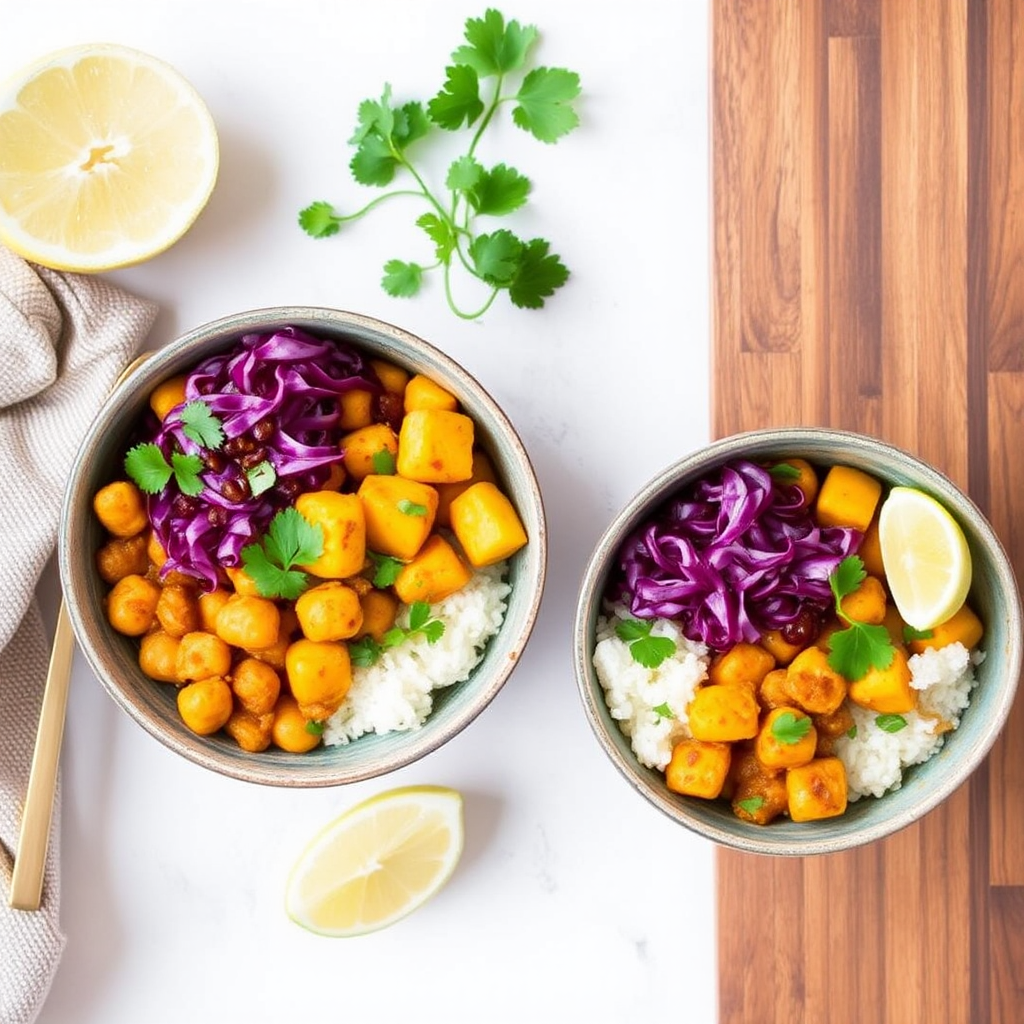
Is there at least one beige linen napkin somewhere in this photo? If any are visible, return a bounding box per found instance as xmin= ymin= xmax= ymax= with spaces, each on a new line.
xmin=0 ymin=246 xmax=156 ymax=1024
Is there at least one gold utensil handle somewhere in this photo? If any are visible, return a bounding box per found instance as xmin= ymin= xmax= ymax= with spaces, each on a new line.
xmin=9 ymin=601 xmax=75 ymax=910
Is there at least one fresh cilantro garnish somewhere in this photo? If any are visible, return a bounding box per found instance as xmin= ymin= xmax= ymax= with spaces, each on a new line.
xmin=770 ymin=711 xmax=812 ymax=745
xmin=179 ymin=401 xmax=225 ymax=449
xmin=305 ymin=720 xmax=325 ymax=736
xmin=348 ymin=601 xmax=446 ymax=666
xmin=847 ymin=724 xmax=858 ymax=739
xmin=298 ymin=8 xmax=579 ymax=320
xmin=614 ymin=619 xmax=677 ymax=670
xmin=826 ymin=556 xmax=896 ymax=680
xmin=367 ymin=550 xmax=405 ymax=588
xmin=246 ymin=460 xmax=277 ymax=497
xmin=652 ymin=703 xmax=675 ymax=720
xmin=736 ymin=796 xmax=764 ymax=815
xmin=769 ymin=462 xmax=802 ymax=481
xmin=239 ymin=508 xmax=324 ymax=600
xmin=371 ymin=449 xmax=397 ymax=475
xmin=875 ymin=713 xmax=908 ymax=734
xmin=398 ymin=499 xmax=428 ymax=517
xmin=903 ymin=625 xmax=934 ymax=642
xmin=125 ymin=443 xmax=205 ymax=497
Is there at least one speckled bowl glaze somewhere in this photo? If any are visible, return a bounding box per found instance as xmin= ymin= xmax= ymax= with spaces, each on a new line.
xmin=573 ymin=428 xmax=1022 ymax=856
xmin=60 ymin=306 xmax=547 ymax=786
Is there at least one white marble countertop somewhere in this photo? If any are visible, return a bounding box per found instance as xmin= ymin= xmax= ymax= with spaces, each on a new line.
xmin=3 ymin=2 xmax=715 ymax=1021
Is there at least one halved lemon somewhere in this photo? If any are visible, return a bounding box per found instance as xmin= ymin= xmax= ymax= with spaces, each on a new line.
xmin=285 ymin=786 xmax=464 ymax=937
xmin=877 ymin=485 xmax=973 ymax=631
xmin=0 ymin=43 xmax=218 ymax=272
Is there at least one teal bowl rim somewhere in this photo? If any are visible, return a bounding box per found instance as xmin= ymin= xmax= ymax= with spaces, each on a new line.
xmin=59 ymin=306 xmax=548 ymax=787
xmin=572 ymin=427 xmax=1023 ymax=856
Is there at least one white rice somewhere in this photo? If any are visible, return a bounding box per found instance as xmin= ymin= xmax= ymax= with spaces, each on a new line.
xmin=322 ymin=562 xmax=511 ymax=745
xmin=592 ymin=606 xmax=709 ymax=770
xmin=593 ymin=607 xmax=983 ymax=804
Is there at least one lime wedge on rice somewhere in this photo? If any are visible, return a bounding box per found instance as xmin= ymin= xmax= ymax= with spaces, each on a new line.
xmin=285 ymin=786 xmax=464 ymax=937
xmin=877 ymin=485 xmax=972 ymax=631
xmin=0 ymin=43 xmax=218 ymax=272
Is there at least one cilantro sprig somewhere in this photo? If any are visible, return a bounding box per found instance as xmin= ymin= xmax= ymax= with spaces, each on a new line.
xmin=770 ymin=711 xmax=812 ymax=745
xmin=349 ymin=601 xmax=446 ymax=666
xmin=367 ymin=550 xmax=405 ymax=588
xmin=179 ymin=400 xmax=225 ymax=449
xmin=239 ymin=508 xmax=324 ymax=600
xmin=826 ymin=556 xmax=896 ymax=680
xmin=125 ymin=443 xmax=205 ymax=497
xmin=299 ymin=8 xmax=580 ymax=320
xmin=615 ymin=619 xmax=676 ymax=670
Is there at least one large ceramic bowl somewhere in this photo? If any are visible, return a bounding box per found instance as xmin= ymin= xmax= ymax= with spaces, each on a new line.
xmin=573 ymin=428 xmax=1022 ymax=856
xmin=60 ymin=306 xmax=546 ymax=786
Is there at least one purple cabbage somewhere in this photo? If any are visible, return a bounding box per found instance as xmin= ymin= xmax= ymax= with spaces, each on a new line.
xmin=611 ymin=459 xmax=861 ymax=651
xmin=147 ymin=326 xmax=380 ymax=590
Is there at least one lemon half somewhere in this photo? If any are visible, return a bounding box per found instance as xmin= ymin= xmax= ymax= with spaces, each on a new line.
xmin=285 ymin=786 xmax=465 ymax=937
xmin=877 ymin=485 xmax=973 ymax=631
xmin=0 ymin=43 xmax=219 ymax=272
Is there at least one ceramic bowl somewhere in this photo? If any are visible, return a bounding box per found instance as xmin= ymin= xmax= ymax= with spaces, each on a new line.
xmin=573 ymin=427 xmax=1022 ymax=855
xmin=60 ymin=306 xmax=547 ymax=786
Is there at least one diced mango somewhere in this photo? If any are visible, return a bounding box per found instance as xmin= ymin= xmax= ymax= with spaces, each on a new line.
xmin=839 ymin=574 xmax=888 ymax=625
xmin=758 ymin=668 xmax=791 ymax=710
xmin=340 ymin=423 xmax=399 ymax=481
xmin=848 ymin=646 xmax=916 ymax=713
xmin=369 ymin=358 xmax=409 ymax=396
xmin=815 ymin=464 xmax=883 ymax=531
xmin=687 ymin=684 xmax=760 ymax=742
xmin=908 ymin=603 xmax=984 ymax=654
xmin=338 ymin=388 xmax=374 ymax=430
xmin=783 ymin=645 xmax=848 ymax=714
xmin=858 ymin=513 xmax=886 ymax=578
xmin=435 ymin=450 xmax=498 ymax=528
xmin=284 ymin=638 xmax=352 ymax=721
xmin=708 ymin=642 xmax=776 ymax=692
xmin=449 ymin=481 xmax=528 ymax=568
xmin=394 ymin=533 xmax=473 ymax=604
xmin=149 ymin=374 xmax=188 ymax=421
xmin=754 ymin=707 xmax=817 ymax=771
xmin=403 ymin=373 xmax=459 ymax=413
xmin=786 ymin=757 xmax=848 ymax=821
xmin=295 ymin=491 xmax=367 ymax=579
xmin=665 ymin=739 xmax=732 ymax=799
xmin=397 ymin=408 xmax=474 ymax=483
xmin=354 ymin=588 xmax=400 ymax=642
xmin=295 ymin=581 xmax=364 ymax=642
xmin=357 ymin=474 xmax=438 ymax=560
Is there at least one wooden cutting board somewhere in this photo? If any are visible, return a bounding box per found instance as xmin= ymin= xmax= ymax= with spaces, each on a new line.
xmin=711 ymin=1 xmax=1024 ymax=1021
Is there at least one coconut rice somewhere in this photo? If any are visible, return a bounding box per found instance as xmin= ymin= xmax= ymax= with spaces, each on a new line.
xmin=592 ymin=605 xmax=983 ymax=804
xmin=322 ymin=561 xmax=511 ymax=746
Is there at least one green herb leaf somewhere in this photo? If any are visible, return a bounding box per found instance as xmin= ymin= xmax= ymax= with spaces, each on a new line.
xmin=827 ymin=555 xmax=896 ymax=680
xmin=470 ymin=229 xmax=523 ymax=285
xmin=428 ymin=64 xmax=484 ymax=130
xmin=368 ymin=550 xmax=404 ymax=588
xmin=875 ymin=713 xmax=908 ymax=734
xmin=420 ymin=619 xmax=446 ymax=644
xmin=416 ymin=212 xmax=456 ymax=263
xmin=512 ymin=67 xmax=582 ymax=143
xmin=652 ymin=703 xmax=675 ymax=720
xmin=468 ymin=163 xmax=531 ymax=216
xmin=371 ymin=449 xmax=397 ymax=475
xmin=508 ymin=238 xmax=569 ymax=309
xmin=451 ymin=9 xmax=537 ymax=76
xmin=179 ymin=401 xmax=225 ymax=449
xmin=445 ymin=155 xmax=484 ymax=192
xmin=614 ymin=618 xmax=676 ymax=669
xmin=615 ymin=619 xmax=653 ymax=643
xmin=298 ymin=200 xmax=343 ymax=238
xmin=305 ymin=720 xmax=325 ymax=736
xmin=830 ymin=555 xmax=867 ymax=605
xmin=397 ymin=498 xmax=428 ymax=517
xmin=903 ymin=625 xmax=934 ymax=642
xmin=170 ymin=452 xmax=205 ymax=497
xmin=240 ymin=507 xmax=324 ymax=600
xmin=407 ymin=601 xmax=431 ymax=631
xmin=847 ymin=724 xmax=858 ymax=739
xmin=769 ymin=462 xmax=802 ymax=481
xmin=770 ymin=711 xmax=812 ymax=745
xmin=351 ymin=133 xmax=399 ymax=187
xmin=382 ymin=259 xmax=424 ymax=298
xmin=246 ymin=460 xmax=277 ymax=497
xmin=124 ymin=443 xmax=173 ymax=494
xmin=736 ymin=796 xmax=765 ymax=815
xmin=349 ymin=636 xmax=382 ymax=667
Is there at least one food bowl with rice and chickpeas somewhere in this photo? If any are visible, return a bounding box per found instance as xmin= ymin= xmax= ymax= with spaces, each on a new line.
xmin=60 ymin=306 xmax=546 ymax=786
xmin=573 ymin=427 xmax=1022 ymax=856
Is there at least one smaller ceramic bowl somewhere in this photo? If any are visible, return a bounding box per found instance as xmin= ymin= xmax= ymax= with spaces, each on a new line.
xmin=60 ymin=306 xmax=547 ymax=786
xmin=573 ymin=428 xmax=1022 ymax=856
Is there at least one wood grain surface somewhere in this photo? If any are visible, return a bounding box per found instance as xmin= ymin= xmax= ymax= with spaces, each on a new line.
xmin=711 ymin=1 xmax=1024 ymax=1021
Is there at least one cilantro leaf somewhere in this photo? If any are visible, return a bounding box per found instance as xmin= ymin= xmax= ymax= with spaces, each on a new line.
xmin=179 ymin=401 xmax=224 ymax=449
xmin=349 ymin=90 xmax=394 ymax=144
xmin=652 ymin=703 xmax=675 ymax=720
xmin=371 ymin=449 xmax=397 ymax=475
xmin=428 ymin=65 xmax=484 ymax=130
xmin=417 ymin=212 xmax=456 ymax=263
xmin=736 ymin=796 xmax=765 ymax=815
xmin=407 ymin=601 xmax=431 ymax=631
xmin=240 ymin=507 xmax=324 ymax=599
xmin=349 ymin=636 xmax=383 ymax=667
xmin=239 ymin=545 xmax=308 ymax=602
xmin=397 ymin=498 xmax=428 ymax=516
xmin=847 ymin=724 xmax=858 ymax=739
xmin=512 ymin=67 xmax=581 ymax=143
xmin=771 ymin=711 xmax=812 ymax=745
xmin=246 ymin=460 xmax=277 ymax=497
xmin=827 ymin=622 xmax=895 ymax=680
xmin=368 ymin=550 xmax=404 ymax=587
xmin=305 ymin=720 xmax=325 ymax=736
xmin=469 ymin=163 xmax=531 ymax=216
xmin=875 ymin=713 xmax=908 ymax=734
xmin=420 ymin=619 xmax=446 ymax=644
xmin=170 ymin=452 xmax=205 ymax=497
xmin=351 ymin=134 xmax=399 ymax=187
xmin=451 ymin=9 xmax=537 ymax=76
xmin=615 ymin=619 xmax=653 ymax=643
xmin=393 ymin=101 xmax=431 ymax=147
xmin=298 ymin=201 xmax=342 ymax=239
xmin=382 ymin=260 xmax=423 ymax=298
xmin=903 ymin=625 xmax=934 ymax=642
xmin=509 ymin=238 xmax=569 ymax=309
xmin=125 ymin=443 xmax=173 ymax=494
xmin=614 ymin=619 xmax=677 ymax=669
xmin=470 ymin=229 xmax=523 ymax=285
xmin=445 ymin=155 xmax=484 ymax=192
xmin=830 ymin=555 xmax=867 ymax=606
xmin=769 ymin=462 xmax=802 ymax=481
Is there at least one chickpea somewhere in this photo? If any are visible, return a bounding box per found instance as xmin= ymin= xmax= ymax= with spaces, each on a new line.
xmin=271 ymin=694 xmax=322 ymax=753
xmin=224 ymin=707 xmax=274 ymax=752
xmin=138 ymin=631 xmax=181 ymax=682
xmin=295 ymin=582 xmax=363 ymax=642
xmin=175 ymin=631 xmax=232 ymax=683
xmin=243 ymin=608 xmax=296 ymax=670
xmin=96 ymin=533 xmax=150 ymax=584
xmin=783 ymin=646 xmax=847 ymax=714
xmin=147 ymin=531 xmax=168 ymax=570
xmin=93 ymin=480 xmax=148 ymax=538
xmin=285 ymin=638 xmax=351 ymax=720
xmin=177 ymin=676 xmax=234 ymax=735
xmin=839 ymin=574 xmax=888 ymax=626
xmin=215 ymin=593 xmax=280 ymax=650
xmin=225 ymin=566 xmax=262 ymax=597
xmin=354 ymin=588 xmax=399 ymax=642
xmin=231 ymin=657 xmax=281 ymax=716
xmin=106 ymin=574 xmax=160 ymax=636
xmin=197 ymin=588 xmax=231 ymax=632
xmin=155 ymin=584 xmax=200 ymax=638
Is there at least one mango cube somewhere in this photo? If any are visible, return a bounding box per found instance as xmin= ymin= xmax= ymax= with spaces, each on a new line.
xmin=665 ymin=739 xmax=732 ymax=799
xmin=394 ymin=533 xmax=473 ymax=605
xmin=357 ymin=474 xmax=438 ymax=560
xmin=403 ymin=373 xmax=459 ymax=412
xmin=786 ymin=757 xmax=848 ymax=821
xmin=340 ymin=422 xmax=399 ymax=481
xmin=397 ymin=408 xmax=474 ymax=483
xmin=449 ymin=481 xmax=528 ymax=567
xmin=814 ymin=464 xmax=883 ymax=531
xmin=295 ymin=491 xmax=366 ymax=579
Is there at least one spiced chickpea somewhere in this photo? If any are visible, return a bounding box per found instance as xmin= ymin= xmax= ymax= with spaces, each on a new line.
xmin=224 ymin=708 xmax=274 ymax=752
xmin=177 ymin=677 xmax=234 ymax=735
xmin=155 ymin=584 xmax=200 ymax=638
xmin=93 ymin=480 xmax=148 ymax=538
xmin=96 ymin=533 xmax=150 ymax=584
xmin=175 ymin=631 xmax=232 ymax=683
xmin=138 ymin=631 xmax=181 ymax=682
xmin=106 ymin=574 xmax=160 ymax=636
xmin=271 ymin=694 xmax=322 ymax=753
xmin=215 ymin=593 xmax=281 ymax=650
xmin=231 ymin=657 xmax=281 ymax=716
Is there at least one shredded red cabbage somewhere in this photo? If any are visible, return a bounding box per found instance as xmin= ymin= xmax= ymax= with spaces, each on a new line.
xmin=611 ymin=459 xmax=861 ymax=651
xmin=146 ymin=326 xmax=380 ymax=590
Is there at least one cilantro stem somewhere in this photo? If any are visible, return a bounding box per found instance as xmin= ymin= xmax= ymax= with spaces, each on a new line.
xmin=467 ymin=74 xmax=504 ymax=159
xmin=443 ymin=263 xmax=500 ymax=320
xmin=333 ymin=188 xmax=424 ymax=222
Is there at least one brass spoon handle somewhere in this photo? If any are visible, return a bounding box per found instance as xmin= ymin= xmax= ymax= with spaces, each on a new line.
xmin=9 ymin=352 xmax=152 ymax=912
